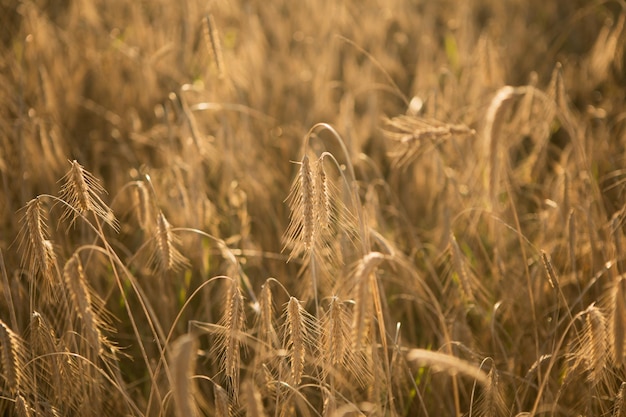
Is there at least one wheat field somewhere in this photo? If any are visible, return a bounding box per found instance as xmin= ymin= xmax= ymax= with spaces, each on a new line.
xmin=1 ymin=0 xmax=626 ymax=416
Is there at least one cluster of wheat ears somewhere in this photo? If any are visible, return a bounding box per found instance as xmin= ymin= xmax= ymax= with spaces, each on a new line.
xmin=2 ymin=0 xmax=626 ymax=416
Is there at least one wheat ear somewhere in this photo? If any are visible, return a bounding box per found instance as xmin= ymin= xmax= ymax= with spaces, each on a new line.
xmin=284 ymin=296 xmax=318 ymax=385
xmin=133 ymin=181 xmax=152 ymax=231
xmin=63 ymin=254 xmax=102 ymax=353
xmin=283 ymin=154 xmax=315 ymax=261
xmin=203 ymin=13 xmax=225 ymax=79
xmin=59 ymin=160 xmax=119 ymax=231
xmin=474 ymin=367 xmax=507 ymax=417
xmin=153 ymin=210 xmax=189 ymax=272
xmin=613 ymin=382 xmax=626 ymax=417
xmin=0 ymin=319 xmax=26 ymax=395
xmin=568 ymin=304 xmax=609 ymax=386
xmin=214 ymin=279 xmax=246 ymax=395
xmin=18 ymin=197 xmax=56 ymax=280
xmin=169 ymin=334 xmax=199 ymax=417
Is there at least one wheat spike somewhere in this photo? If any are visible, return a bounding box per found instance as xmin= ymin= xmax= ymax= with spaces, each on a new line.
xmin=58 ymin=160 xmax=119 ymax=231
xmin=256 ymin=282 xmax=278 ymax=358
xmin=284 ymin=296 xmax=317 ymax=385
xmin=351 ymin=252 xmax=384 ymax=350
xmin=0 ymin=319 xmax=26 ymax=395
xmin=169 ymin=334 xmax=199 ymax=417
xmin=475 ymin=367 xmax=507 ymax=417
xmin=214 ymin=279 xmax=246 ymax=395
xmin=153 ymin=210 xmax=189 ymax=272
xmin=202 ymin=13 xmax=225 ymax=79
xmin=613 ymin=382 xmax=626 ymax=417
xmin=283 ymin=154 xmax=315 ymax=261
xmin=569 ymin=305 xmax=609 ymax=386
xmin=133 ymin=181 xmax=152 ymax=231
xmin=63 ymin=254 xmax=102 ymax=352
xmin=15 ymin=394 xmax=33 ymax=417
xmin=18 ymin=197 xmax=56 ymax=280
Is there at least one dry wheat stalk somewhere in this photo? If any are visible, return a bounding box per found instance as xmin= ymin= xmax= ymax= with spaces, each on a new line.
xmin=483 ymin=86 xmax=522 ymax=207
xmin=243 ymin=380 xmax=267 ymax=417
xmin=406 ymin=349 xmax=489 ymax=386
xmin=213 ymin=383 xmax=230 ymax=417
xmin=59 ymin=160 xmax=119 ymax=231
xmin=169 ymin=334 xmax=199 ymax=417
xmin=610 ymin=275 xmax=626 ymax=365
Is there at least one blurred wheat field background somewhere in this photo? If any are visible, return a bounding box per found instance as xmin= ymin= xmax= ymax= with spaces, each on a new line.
xmin=1 ymin=0 xmax=626 ymax=416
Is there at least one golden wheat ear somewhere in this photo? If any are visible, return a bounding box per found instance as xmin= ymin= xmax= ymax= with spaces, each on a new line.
xmin=0 ymin=319 xmax=27 ymax=396
xmin=17 ymin=197 xmax=57 ymax=281
xmin=58 ymin=160 xmax=119 ymax=231
xmin=151 ymin=210 xmax=189 ymax=272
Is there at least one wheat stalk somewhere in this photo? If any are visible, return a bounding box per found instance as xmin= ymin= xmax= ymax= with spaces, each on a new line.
xmin=611 ymin=275 xmax=626 ymax=365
